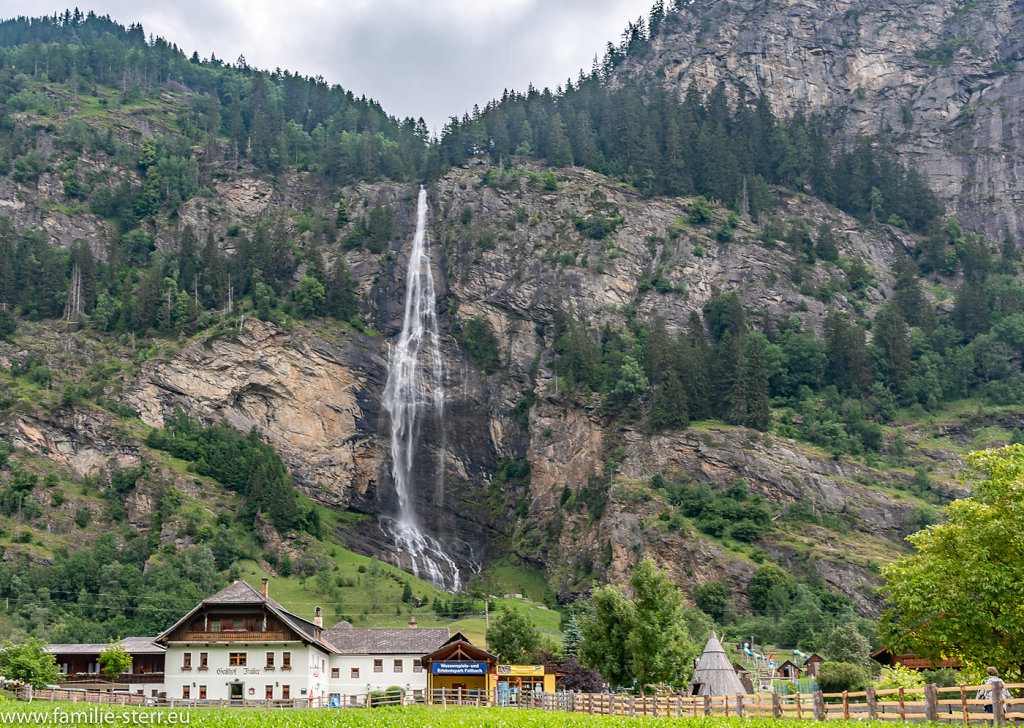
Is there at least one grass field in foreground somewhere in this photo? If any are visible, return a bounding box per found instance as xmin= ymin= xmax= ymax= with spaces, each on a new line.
xmin=0 ymin=704 xmax=899 ymax=727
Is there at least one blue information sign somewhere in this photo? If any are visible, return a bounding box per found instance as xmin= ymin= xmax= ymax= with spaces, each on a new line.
xmin=432 ymin=662 xmax=488 ymax=675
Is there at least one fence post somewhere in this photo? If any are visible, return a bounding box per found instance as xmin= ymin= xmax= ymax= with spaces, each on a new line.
xmin=843 ymin=691 xmax=849 ymax=720
xmin=925 ymin=683 xmax=938 ymax=722
xmin=704 ymin=694 xmax=712 ymax=717
xmin=898 ymin=687 xmax=907 ymax=721
xmin=867 ymin=686 xmax=878 ymax=720
xmin=736 ymin=693 xmax=744 ymax=719
xmin=993 ymin=679 xmax=1006 ymax=726
xmin=813 ymin=690 xmax=826 ymax=721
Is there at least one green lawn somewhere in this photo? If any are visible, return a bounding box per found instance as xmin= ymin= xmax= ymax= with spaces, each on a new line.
xmin=0 ymin=704 xmax=900 ymax=727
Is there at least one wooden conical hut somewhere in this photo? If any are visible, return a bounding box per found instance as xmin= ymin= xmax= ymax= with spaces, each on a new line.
xmin=689 ymin=633 xmax=746 ymax=696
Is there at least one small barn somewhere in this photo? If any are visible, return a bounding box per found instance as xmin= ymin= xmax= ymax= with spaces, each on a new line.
xmin=803 ymin=653 xmax=824 ymax=677
xmin=689 ymin=634 xmax=746 ymax=696
xmin=777 ymin=659 xmax=801 ymax=679
xmin=732 ymin=662 xmax=754 ymax=693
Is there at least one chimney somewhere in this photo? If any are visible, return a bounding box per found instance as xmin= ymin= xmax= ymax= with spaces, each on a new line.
xmin=261 ymin=578 xmax=269 ymax=597
xmin=314 ymin=606 xmax=323 ymax=628
xmin=408 ymin=616 xmax=418 ymax=629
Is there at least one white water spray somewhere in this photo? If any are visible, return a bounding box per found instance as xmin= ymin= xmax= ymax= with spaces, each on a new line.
xmin=382 ymin=187 xmax=462 ymax=591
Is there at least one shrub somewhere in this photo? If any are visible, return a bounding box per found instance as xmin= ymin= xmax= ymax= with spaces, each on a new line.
xmin=458 ymin=316 xmax=501 ymax=374
xmin=921 ymin=667 xmax=960 ymax=688
xmin=817 ymin=661 xmax=871 ymax=693
xmin=688 ymin=196 xmax=713 ymax=225
xmin=874 ymin=664 xmax=925 ymax=700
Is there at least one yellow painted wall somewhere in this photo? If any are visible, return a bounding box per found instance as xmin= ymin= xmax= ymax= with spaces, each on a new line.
xmin=428 ymin=673 xmax=491 ymax=693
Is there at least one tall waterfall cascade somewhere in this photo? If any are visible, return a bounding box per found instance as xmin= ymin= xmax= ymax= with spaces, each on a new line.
xmin=381 ymin=186 xmax=462 ymax=591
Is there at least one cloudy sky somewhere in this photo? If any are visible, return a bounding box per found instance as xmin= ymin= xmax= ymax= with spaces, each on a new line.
xmin=8 ymin=0 xmax=657 ymax=131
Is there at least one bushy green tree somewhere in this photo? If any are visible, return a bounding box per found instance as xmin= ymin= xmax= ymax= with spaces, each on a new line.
xmin=580 ymin=559 xmax=699 ymax=692
xmin=880 ymin=444 xmax=1024 ymax=681
xmin=294 ymin=275 xmax=326 ymax=317
xmin=486 ymin=608 xmax=541 ymax=664
xmin=817 ymin=661 xmax=870 ymax=693
xmin=0 ymin=638 xmax=63 ymax=688
xmin=98 ymin=641 xmax=133 ymax=679
xmin=822 ymin=623 xmax=873 ymax=673
xmin=748 ymin=563 xmax=796 ymax=616
xmin=693 ymin=581 xmax=733 ymax=623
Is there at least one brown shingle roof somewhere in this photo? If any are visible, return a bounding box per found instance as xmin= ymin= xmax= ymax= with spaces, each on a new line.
xmin=322 ymin=627 xmax=449 ymax=655
xmin=49 ymin=638 xmax=164 ymax=656
xmin=155 ymin=580 xmax=335 ymax=653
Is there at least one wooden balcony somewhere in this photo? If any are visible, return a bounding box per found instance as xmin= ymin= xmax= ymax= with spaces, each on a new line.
xmin=178 ymin=631 xmax=289 ymax=642
xmin=63 ymin=674 xmax=165 ymax=685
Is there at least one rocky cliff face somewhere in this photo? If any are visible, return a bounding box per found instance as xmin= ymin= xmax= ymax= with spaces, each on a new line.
xmin=620 ymin=0 xmax=1024 ymax=243
xmin=4 ymin=4 xmax=1003 ymax=610
xmin=88 ymin=160 xmax=963 ymax=612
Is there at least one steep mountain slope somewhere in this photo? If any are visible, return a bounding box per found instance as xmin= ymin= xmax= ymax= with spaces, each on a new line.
xmin=616 ymin=0 xmax=1024 ymax=242
xmin=0 ymin=6 xmax=1020 ymax=649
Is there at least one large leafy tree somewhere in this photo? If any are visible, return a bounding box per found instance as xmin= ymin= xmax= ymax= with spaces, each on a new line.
xmin=879 ymin=444 xmax=1024 ymax=680
xmin=486 ymin=608 xmax=541 ymax=664
xmin=0 ymin=638 xmax=63 ymax=689
xmin=98 ymin=641 xmax=133 ymax=679
xmin=580 ymin=559 xmax=699 ymax=692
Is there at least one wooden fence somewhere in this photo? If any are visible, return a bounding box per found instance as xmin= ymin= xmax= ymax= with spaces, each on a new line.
xmin=17 ymin=681 xmax=1024 ymax=723
xmin=18 ymin=686 xmax=149 ymax=706
xmin=554 ymin=681 xmax=1024 ymax=724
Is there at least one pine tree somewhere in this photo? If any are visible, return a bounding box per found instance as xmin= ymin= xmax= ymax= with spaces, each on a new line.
xmin=563 ymin=613 xmax=582 ymax=658
xmin=648 ymin=372 xmax=689 ymax=432
xmin=643 ymin=314 xmax=674 ymax=385
xmin=893 ymin=259 xmax=936 ymax=331
xmin=815 ymin=222 xmax=839 ymax=262
xmin=715 ymin=329 xmax=748 ymax=425
xmin=681 ymin=311 xmax=712 ymax=420
xmin=744 ymin=335 xmax=771 ymax=431
xmin=0 ymin=221 xmax=16 ymax=309
xmin=872 ymin=304 xmax=913 ymax=396
xmin=326 ymin=255 xmax=358 ymax=321
xmin=825 ymin=310 xmax=871 ymax=394
xmin=335 ymin=196 xmax=349 ymax=227
xmin=199 ymin=231 xmax=228 ymax=309
xmin=177 ymin=225 xmax=199 ymax=297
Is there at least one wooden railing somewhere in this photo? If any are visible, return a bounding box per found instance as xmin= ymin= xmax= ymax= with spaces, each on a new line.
xmin=62 ymin=674 xmax=164 ymax=684
xmin=180 ymin=631 xmax=289 ymax=642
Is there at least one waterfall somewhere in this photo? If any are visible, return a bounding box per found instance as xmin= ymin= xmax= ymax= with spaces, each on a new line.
xmin=381 ymin=186 xmax=462 ymax=591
